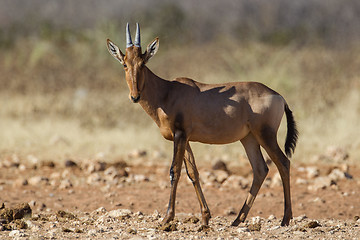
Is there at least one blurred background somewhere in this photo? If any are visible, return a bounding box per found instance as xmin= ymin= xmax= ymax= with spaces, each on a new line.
xmin=0 ymin=0 xmax=359 ymax=164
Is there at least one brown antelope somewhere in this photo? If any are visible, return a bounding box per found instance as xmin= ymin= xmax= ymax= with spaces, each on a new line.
xmin=106 ymin=23 xmax=298 ymax=227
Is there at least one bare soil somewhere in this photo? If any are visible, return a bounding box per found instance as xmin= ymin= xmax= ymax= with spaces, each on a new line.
xmin=0 ymin=155 xmax=359 ymax=239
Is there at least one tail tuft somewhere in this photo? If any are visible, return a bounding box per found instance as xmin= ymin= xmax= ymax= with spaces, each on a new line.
xmin=284 ymin=104 xmax=298 ymax=158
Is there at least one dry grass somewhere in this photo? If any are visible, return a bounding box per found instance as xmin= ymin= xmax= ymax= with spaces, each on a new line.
xmin=0 ymin=33 xmax=359 ymax=164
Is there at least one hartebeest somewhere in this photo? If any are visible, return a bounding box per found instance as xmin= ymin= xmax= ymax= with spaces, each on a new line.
xmin=106 ymin=23 xmax=298 ymax=227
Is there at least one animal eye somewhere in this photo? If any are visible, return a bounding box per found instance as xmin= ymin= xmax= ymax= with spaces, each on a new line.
xmin=123 ymin=64 xmax=127 ymax=68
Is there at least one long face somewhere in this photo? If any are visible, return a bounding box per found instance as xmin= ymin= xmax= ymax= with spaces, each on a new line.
xmin=106 ymin=23 xmax=159 ymax=103
xmin=123 ymin=47 xmax=145 ymax=103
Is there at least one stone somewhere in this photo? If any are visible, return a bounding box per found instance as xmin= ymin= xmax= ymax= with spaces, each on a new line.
xmin=94 ymin=161 xmax=107 ymax=172
xmin=108 ymin=209 xmax=132 ymax=219
xmin=158 ymin=181 xmax=168 ymax=190
xmin=127 ymin=228 xmax=137 ymax=234
xmin=159 ymin=222 xmax=177 ymax=232
xmin=93 ymin=207 xmax=107 ymax=214
xmin=59 ymin=179 xmax=73 ymax=189
xmin=61 ymin=169 xmax=71 ymax=178
xmin=325 ymin=146 xmax=349 ymax=162
xmin=27 ymin=155 xmax=40 ymax=167
xmin=293 ymin=214 xmax=307 ymax=222
xmin=56 ymin=210 xmax=76 ymax=219
xmin=268 ymin=226 xmax=280 ymax=230
xmin=328 ymin=168 xmax=352 ymax=181
xmin=212 ymin=160 xmax=228 ymax=172
xmin=0 ymin=203 xmax=32 ymax=223
xmin=308 ymin=176 xmax=335 ymax=191
xmin=18 ymin=164 xmax=26 ymax=171
xmin=28 ymin=176 xmax=49 ymax=186
xmin=87 ymin=173 xmax=102 ymax=184
xmin=28 ymin=200 xmax=36 ymax=208
xmin=13 ymin=178 xmax=28 ymax=187
xmin=65 ymin=159 xmax=77 ymax=168
xmin=184 ymin=216 xmax=200 ymax=224
xmin=104 ymin=166 xmax=117 ymax=176
xmin=135 ymin=211 xmax=143 ymax=217
xmin=38 ymin=203 xmax=47 ymax=211
xmin=213 ymin=170 xmax=229 ymax=183
xmin=87 ymin=161 xmax=107 ymax=174
xmin=222 ymin=175 xmax=249 ymax=189
xmin=49 ymin=172 xmax=60 ymax=180
xmin=311 ymin=197 xmax=325 ymax=203
xmin=111 ymin=160 xmax=128 ymax=169
xmin=118 ymin=168 xmax=129 ymax=178
xmin=12 ymin=203 xmax=32 ymax=220
xmin=88 ymin=229 xmax=97 ymax=236
xmin=9 ymin=230 xmax=20 ymax=237
xmin=1 ymin=159 xmax=13 ymax=168
xmin=304 ymin=220 xmax=321 ymax=228
xmin=11 ymin=219 xmax=27 ymax=229
xmin=133 ymin=174 xmax=149 ymax=182
xmin=306 ymin=166 xmax=320 ymax=179
xmin=200 ymin=171 xmax=217 ymax=185
xmin=251 ymin=216 xmax=262 ymax=224
xmin=236 ymin=227 xmax=250 ymax=233
xmin=41 ymin=161 xmax=56 ymax=168
xmin=128 ymin=149 xmax=147 ymax=158
xmin=248 ymin=222 xmax=261 ymax=231
xmin=95 ymin=215 xmax=114 ymax=225
xmin=270 ymin=172 xmax=282 ymax=187
xmin=224 ymin=207 xmax=237 ymax=216
xmin=152 ymin=210 xmax=161 ymax=220
xmin=296 ymin=178 xmax=308 ymax=185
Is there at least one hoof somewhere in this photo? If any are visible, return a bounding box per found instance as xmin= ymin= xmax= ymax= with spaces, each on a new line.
xmin=231 ymin=215 xmax=245 ymax=226
xmin=281 ymin=212 xmax=292 ymax=226
xmin=281 ymin=219 xmax=290 ymax=226
xmin=161 ymin=215 xmax=174 ymax=225
xmin=202 ymin=212 xmax=211 ymax=226
xmin=231 ymin=219 xmax=240 ymax=227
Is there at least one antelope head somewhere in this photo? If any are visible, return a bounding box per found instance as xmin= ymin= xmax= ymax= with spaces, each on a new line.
xmin=106 ymin=23 xmax=159 ymax=103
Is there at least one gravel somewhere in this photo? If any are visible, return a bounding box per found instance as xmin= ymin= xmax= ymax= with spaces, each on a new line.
xmin=1 ymin=206 xmax=359 ymax=239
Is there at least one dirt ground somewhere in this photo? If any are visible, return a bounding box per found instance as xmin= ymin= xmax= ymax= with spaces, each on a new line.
xmin=0 ymin=153 xmax=359 ymax=239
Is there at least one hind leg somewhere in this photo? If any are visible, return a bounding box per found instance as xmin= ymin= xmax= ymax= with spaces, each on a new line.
xmin=254 ymin=126 xmax=292 ymax=226
xmin=232 ymin=133 xmax=269 ymax=226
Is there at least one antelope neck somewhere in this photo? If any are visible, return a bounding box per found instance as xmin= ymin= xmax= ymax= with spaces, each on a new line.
xmin=138 ymin=67 xmax=170 ymax=124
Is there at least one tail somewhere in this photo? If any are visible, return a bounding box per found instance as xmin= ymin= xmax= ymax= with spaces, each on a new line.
xmin=284 ymin=104 xmax=298 ymax=158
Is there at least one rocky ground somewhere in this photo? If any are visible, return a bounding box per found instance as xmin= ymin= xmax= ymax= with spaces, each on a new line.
xmin=0 ymin=147 xmax=359 ymax=239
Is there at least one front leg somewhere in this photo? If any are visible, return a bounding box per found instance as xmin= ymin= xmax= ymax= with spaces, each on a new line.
xmin=162 ymin=130 xmax=187 ymax=224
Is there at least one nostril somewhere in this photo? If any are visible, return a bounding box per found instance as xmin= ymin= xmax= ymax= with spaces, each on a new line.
xmin=131 ymin=95 xmax=140 ymax=103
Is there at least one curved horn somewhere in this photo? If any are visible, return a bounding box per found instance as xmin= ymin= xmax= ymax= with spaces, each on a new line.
xmin=126 ymin=23 xmax=133 ymax=48
xmin=134 ymin=23 xmax=141 ymax=47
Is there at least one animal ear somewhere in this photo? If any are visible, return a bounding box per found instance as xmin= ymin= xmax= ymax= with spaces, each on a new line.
xmin=106 ymin=39 xmax=125 ymax=65
xmin=143 ymin=37 xmax=159 ymax=63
